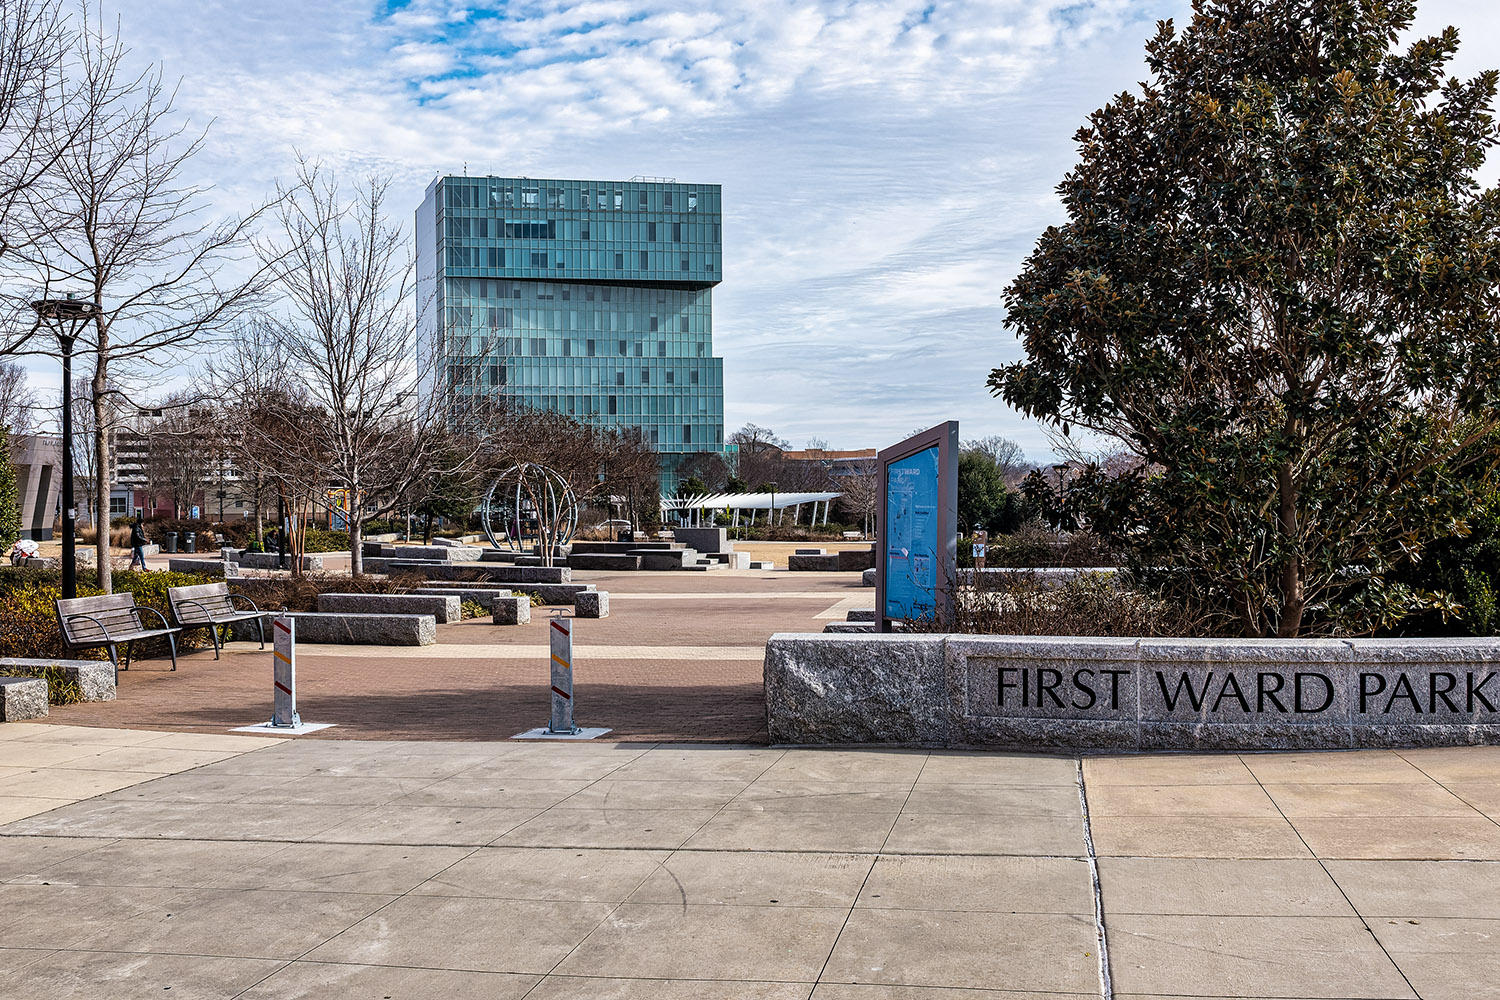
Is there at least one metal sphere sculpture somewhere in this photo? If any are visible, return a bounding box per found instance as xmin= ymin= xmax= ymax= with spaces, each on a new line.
xmin=480 ymin=462 xmax=580 ymax=553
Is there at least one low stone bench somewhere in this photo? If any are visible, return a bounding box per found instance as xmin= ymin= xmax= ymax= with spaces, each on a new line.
xmin=846 ymin=609 xmax=876 ymax=622
xmin=795 ymin=548 xmax=827 ymax=555
xmin=575 ymin=591 xmax=609 ymax=618
xmin=788 ymin=553 xmax=841 ymax=572
xmin=0 ymin=677 xmax=48 ymax=721
xmin=568 ymin=553 xmax=642 ymax=571
xmin=389 ymin=562 xmax=570 ymax=584
xmin=635 ymin=548 xmax=698 ymax=571
xmin=274 ymin=612 xmax=435 ymax=646
xmin=751 ymin=560 xmax=775 ymax=570
xmin=235 ymin=552 xmax=325 ymax=572
xmin=822 ymin=622 xmax=874 ymax=633
xmin=317 ymin=593 xmax=462 ymax=624
xmin=862 ymin=568 xmax=876 ymax=587
xmin=838 ymin=548 xmax=876 ymax=572
xmin=467 ymin=582 xmax=596 ymax=605
xmin=0 ymin=658 xmax=116 ymax=702
xmin=167 ymin=557 xmax=228 ymax=575
xmin=493 ymin=596 xmax=531 ymax=625
xmin=412 ymin=587 xmax=513 ymax=610
xmin=395 ymin=545 xmax=483 ymax=562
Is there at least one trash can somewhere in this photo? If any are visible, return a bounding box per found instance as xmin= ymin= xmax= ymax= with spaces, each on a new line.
xmin=184 ymin=532 xmax=196 ymax=553
xmin=165 ymin=532 xmax=178 ymax=553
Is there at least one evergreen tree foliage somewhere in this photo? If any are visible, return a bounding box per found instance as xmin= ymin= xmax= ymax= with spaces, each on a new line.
xmin=994 ymin=0 xmax=1500 ymax=636
xmin=0 ymin=427 xmax=21 ymax=548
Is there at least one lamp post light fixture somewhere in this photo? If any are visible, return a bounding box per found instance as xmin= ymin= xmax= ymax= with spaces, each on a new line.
xmin=30 ymin=294 xmax=100 ymax=600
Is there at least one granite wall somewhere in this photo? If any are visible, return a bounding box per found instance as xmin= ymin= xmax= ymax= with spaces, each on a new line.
xmin=764 ymin=634 xmax=1500 ymax=750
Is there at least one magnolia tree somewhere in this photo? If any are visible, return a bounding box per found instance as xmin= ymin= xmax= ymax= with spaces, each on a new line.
xmin=994 ymin=0 xmax=1500 ymax=637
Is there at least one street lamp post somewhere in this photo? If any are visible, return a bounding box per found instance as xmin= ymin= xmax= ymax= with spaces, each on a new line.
xmin=30 ymin=295 xmax=100 ymax=600
xmin=768 ymin=481 xmax=778 ymax=531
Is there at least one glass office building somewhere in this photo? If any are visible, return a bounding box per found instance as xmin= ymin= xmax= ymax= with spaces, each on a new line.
xmin=416 ymin=175 xmax=727 ymax=490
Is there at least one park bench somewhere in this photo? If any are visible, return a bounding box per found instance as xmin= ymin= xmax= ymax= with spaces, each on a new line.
xmin=55 ymin=593 xmax=180 ymax=681
xmin=167 ymin=582 xmax=271 ymax=659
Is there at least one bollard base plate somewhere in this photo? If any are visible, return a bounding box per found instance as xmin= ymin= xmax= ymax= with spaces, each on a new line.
xmin=231 ymin=722 xmax=337 ymax=736
xmin=513 ymin=726 xmax=613 ymax=741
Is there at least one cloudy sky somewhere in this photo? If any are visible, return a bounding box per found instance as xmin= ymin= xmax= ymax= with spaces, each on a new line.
xmin=32 ymin=0 xmax=1500 ymax=461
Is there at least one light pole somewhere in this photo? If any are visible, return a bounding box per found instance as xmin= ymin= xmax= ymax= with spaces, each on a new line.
xmin=768 ymin=481 xmax=778 ymax=532
xmin=30 ymin=294 xmax=100 ymax=600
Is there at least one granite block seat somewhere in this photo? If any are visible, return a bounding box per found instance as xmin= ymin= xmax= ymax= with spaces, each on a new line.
xmin=0 ymin=658 xmax=115 ymax=701
xmin=862 ymin=567 xmax=877 ymax=587
xmin=575 ymin=590 xmax=609 ymax=618
xmin=567 ymin=553 xmax=642 ymax=571
xmin=838 ymin=548 xmax=877 ymax=572
xmin=493 ymin=596 xmax=531 ymax=625
xmin=411 ymin=587 xmax=513 ymax=610
xmin=317 ymin=593 xmax=462 ymax=624
xmin=788 ymin=553 xmax=841 ymax=572
xmin=167 ymin=582 xmax=271 ymax=659
xmin=0 ymin=676 xmax=48 ymax=721
xmin=166 ymin=557 xmax=227 ymax=575
xmin=277 ymin=612 xmax=435 ymax=646
xmin=56 ymin=593 xmax=180 ymax=680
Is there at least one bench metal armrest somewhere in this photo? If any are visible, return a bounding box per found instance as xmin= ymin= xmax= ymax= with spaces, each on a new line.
xmin=63 ymin=612 xmax=115 ymax=644
xmin=175 ymin=598 xmax=220 ymax=624
xmin=133 ymin=606 xmax=175 ymax=631
xmin=227 ymin=593 xmax=263 ymax=614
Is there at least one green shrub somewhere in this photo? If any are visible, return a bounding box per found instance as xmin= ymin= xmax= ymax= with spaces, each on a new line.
xmin=0 ymin=427 xmax=20 ymax=548
xmin=460 ymin=599 xmax=488 ymax=620
xmin=301 ymin=529 xmax=350 ymax=553
xmin=0 ymin=570 xmax=220 ymax=660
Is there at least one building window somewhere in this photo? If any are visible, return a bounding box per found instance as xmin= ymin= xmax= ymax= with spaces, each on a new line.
xmin=616 ymin=371 xmax=625 ymax=386
xmin=587 ymin=339 xmax=596 ymax=357
xmin=672 ymin=222 xmax=681 ymax=242
xmin=614 ymin=252 xmax=624 ymax=269
xmin=688 ymin=192 xmax=698 ymax=211
xmin=618 ymin=340 xmax=627 ymax=356
xmin=580 ymin=222 xmax=590 ymax=240
xmin=666 ymin=370 xmax=675 ymax=384
xmin=647 ymin=222 xmax=657 ymax=241
xmin=522 ymin=187 xmax=538 ymax=206
xmin=639 ymin=250 xmax=648 ymax=269
xmin=690 ymin=370 xmax=699 ymax=384
xmin=531 ymin=338 xmax=547 ymax=356
xmin=649 ymin=315 xmax=658 ymax=332
xmin=608 ymin=396 xmax=617 ymax=415
xmin=680 ymin=258 xmax=689 ymax=271
xmin=664 ymin=191 xmax=673 ymax=209
xmin=613 ymin=190 xmax=622 ymax=210
xmin=683 ymin=424 xmax=692 ymax=443
xmin=680 ymin=315 xmax=689 ymax=333
xmin=658 ymin=341 xmax=666 ymax=357
xmin=638 ymin=191 xmax=648 ymax=209
xmin=641 ymin=370 xmax=650 ymax=385
xmin=530 ymin=252 xmax=547 ymax=268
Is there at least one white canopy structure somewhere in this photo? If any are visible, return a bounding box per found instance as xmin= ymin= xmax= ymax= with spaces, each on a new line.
xmin=660 ymin=491 xmax=843 ymax=527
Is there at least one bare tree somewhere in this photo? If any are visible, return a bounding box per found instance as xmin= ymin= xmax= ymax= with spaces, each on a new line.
xmin=258 ymin=163 xmax=455 ymax=576
xmin=838 ymin=457 xmax=879 ymax=537
xmin=0 ymin=0 xmax=68 ymax=266
xmin=144 ymin=394 xmax=213 ymax=517
xmin=2 ymin=10 xmax=277 ymax=591
xmin=0 ymin=359 xmax=36 ymax=431
xmin=962 ymin=435 xmax=1032 ymax=485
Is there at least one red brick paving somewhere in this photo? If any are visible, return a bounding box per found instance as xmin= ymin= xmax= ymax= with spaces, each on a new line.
xmin=39 ymin=570 xmax=869 ymax=743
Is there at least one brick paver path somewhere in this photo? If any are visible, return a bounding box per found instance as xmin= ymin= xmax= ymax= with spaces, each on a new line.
xmin=40 ymin=569 xmax=872 ymax=743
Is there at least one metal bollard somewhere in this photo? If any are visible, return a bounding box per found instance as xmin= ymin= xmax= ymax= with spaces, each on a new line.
xmin=547 ymin=611 xmax=579 ymax=735
xmin=270 ymin=616 xmax=301 ymax=728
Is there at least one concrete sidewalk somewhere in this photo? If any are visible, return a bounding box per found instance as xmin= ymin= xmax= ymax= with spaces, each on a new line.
xmin=3 ymin=727 xmax=1498 ymax=997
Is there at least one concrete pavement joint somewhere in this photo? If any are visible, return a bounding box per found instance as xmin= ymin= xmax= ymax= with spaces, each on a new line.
xmin=1076 ymin=760 xmax=1113 ymax=1000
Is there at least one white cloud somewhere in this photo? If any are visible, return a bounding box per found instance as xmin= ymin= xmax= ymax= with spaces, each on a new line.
xmin=74 ymin=0 xmax=1497 ymax=463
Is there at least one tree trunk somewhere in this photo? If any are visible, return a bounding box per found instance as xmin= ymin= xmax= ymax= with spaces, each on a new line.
xmin=253 ymin=471 xmax=264 ymax=546
xmin=423 ymin=509 xmax=433 ymax=544
xmin=349 ymin=517 xmax=363 ymax=576
xmin=91 ymin=364 xmax=112 ymax=594
xmin=1276 ymin=461 xmax=1304 ymax=637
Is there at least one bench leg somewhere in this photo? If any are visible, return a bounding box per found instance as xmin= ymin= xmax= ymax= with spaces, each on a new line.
xmin=167 ymin=633 xmax=178 ymax=671
xmin=256 ymin=616 xmax=266 ymax=650
xmin=209 ymin=623 xmax=222 ymax=660
xmin=107 ymin=644 xmax=118 ymax=685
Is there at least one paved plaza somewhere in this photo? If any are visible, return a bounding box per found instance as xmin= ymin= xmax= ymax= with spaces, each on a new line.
xmin=3 ymin=724 xmax=1500 ymax=997
xmin=4 ymin=560 xmax=1500 ymax=997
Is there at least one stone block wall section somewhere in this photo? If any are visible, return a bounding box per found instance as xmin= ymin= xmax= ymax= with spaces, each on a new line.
xmin=0 ymin=658 xmax=116 ymax=702
xmin=764 ymin=634 xmax=1500 ymax=751
xmin=317 ymin=593 xmax=462 ymax=624
xmin=0 ymin=676 xmax=49 ymax=721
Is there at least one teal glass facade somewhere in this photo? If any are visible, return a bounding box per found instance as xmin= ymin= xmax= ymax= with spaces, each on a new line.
xmin=416 ymin=175 xmax=727 ymax=489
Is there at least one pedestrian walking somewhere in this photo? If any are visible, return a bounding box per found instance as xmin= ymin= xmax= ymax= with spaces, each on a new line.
xmin=129 ymin=517 xmax=150 ymax=570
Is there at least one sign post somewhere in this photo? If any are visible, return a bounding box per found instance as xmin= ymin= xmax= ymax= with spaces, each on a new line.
xmin=271 ymin=615 xmax=300 ymax=728
xmin=876 ymin=422 xmax=959 ymax=632
xmin=548 ymin=613 xmax=578 ymax=735
xmin=973 ymin=528 xmax=988 ymax=573
xmin=513 ymin=611 xmax=612 ymax=740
